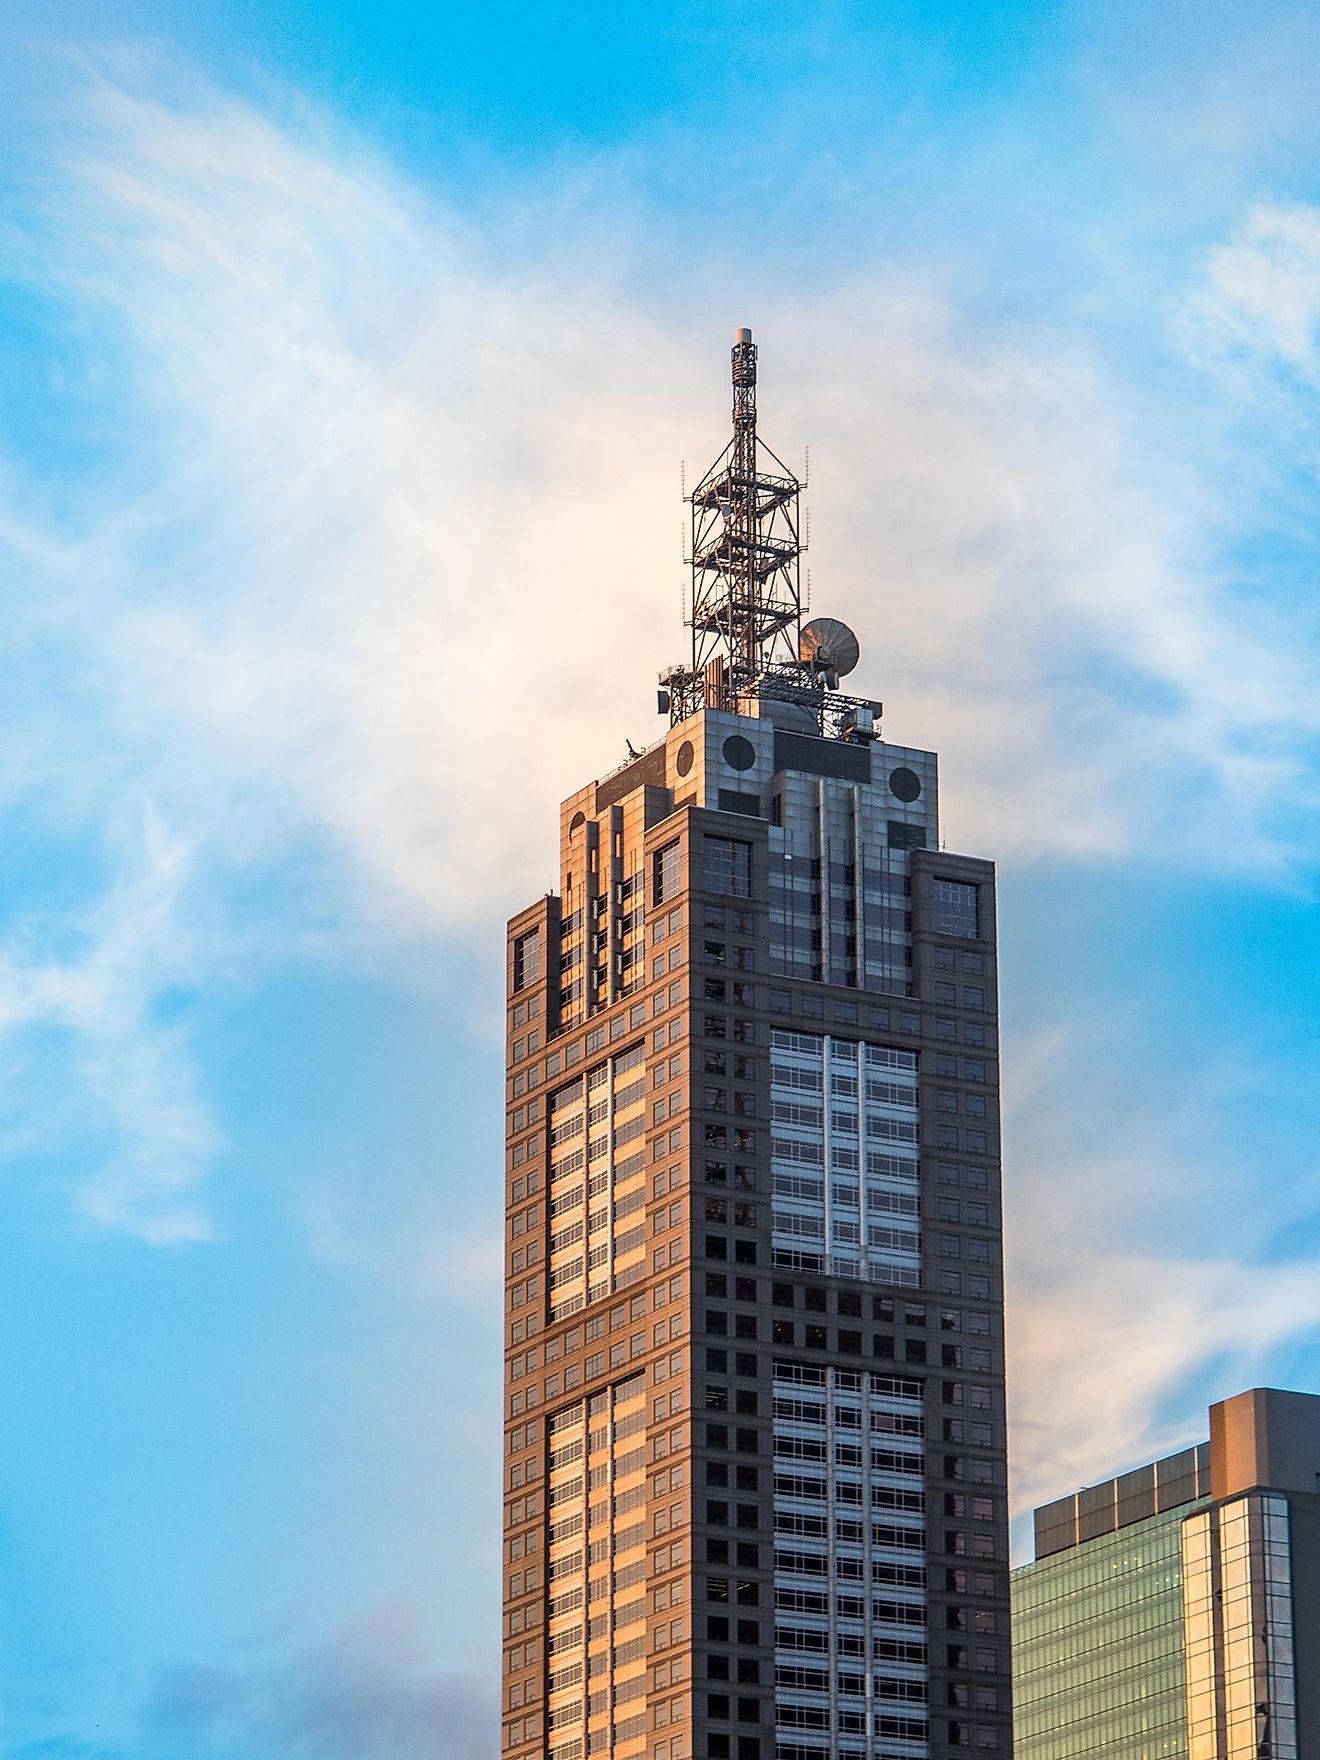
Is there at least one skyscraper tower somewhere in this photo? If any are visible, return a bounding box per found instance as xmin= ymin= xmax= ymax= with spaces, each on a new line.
xmin=503 ymin=332 xmax=1012 ymax=1760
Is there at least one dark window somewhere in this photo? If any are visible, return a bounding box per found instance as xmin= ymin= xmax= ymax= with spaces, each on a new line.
xmin=934 ymin=878 xmax=978 ymax=938
xmin=654 ymin=840 xmax=682 ymax=905
xmin=703 ymin=835 xmax=752 ymax=898
xmin=512 ymin=929 xmax=541 ymax=991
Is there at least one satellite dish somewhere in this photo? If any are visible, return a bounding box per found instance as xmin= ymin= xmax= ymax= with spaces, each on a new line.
xmin=800 ymin=617 xmax=860 ymax=679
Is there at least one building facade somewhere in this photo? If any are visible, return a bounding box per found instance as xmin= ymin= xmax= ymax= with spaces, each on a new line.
xmin=503 ymin=332 xmax=1013 ymax=1760
xmin=1012 ymin=1388 xmax=1320 ymax=1760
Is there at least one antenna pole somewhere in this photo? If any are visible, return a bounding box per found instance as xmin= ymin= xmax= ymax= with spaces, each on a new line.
xmin=730 ymin=329 xmax=759 ymax=686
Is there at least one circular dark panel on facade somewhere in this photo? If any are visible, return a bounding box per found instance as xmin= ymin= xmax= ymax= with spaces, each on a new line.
xmin=675 ymin=740 xmax=695 ymax=777
xmin=569 ymin=810 xmax=586 ymax=835
xmin=723 ymin=734 xmax=756 ymax=772
xmin=889 ymin=766 xmax=922 ymax=803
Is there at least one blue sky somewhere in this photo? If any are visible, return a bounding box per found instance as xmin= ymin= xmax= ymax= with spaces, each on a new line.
xmin=0 ymin=3 xmax=1318 ymax=1755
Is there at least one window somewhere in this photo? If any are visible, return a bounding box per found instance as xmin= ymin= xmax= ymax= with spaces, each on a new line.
xmin=654 ymin=840 xmax=682 ymax=905
xmin=702 ymin=835 xmax=752 ymax=898
xmin=512 ymin=930 xmax=541 ymax=991
xmin=934 ymin=878 xmax=978 ymax=938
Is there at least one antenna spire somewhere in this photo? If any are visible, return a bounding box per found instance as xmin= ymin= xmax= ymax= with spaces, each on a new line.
xmin=657 ymin=330 xmax=879 ymax=741
xmin=660 ymin=328 xmax=805 ymax=721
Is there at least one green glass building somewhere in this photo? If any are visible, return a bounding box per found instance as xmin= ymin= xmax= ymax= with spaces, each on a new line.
xmin=1012 ymin=1390 xmax=1320 ymax=1760
xmin=1012 ymin=1488 xmax=1205 ymax=1759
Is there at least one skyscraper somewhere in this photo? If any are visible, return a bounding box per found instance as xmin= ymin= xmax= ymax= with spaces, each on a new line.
xmin=503 ymin=331 xmax=1012 ymax=1760
xmin=1012 ymin=1386 xmax=1320 ymax=1760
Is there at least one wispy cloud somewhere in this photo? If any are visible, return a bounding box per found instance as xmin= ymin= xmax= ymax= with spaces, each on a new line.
xmin=1186 ymin=197 xmax=1320 ymax=384
xmin=3 ymin=64 xmax=1313 ymax=927
xmin=147 ymin=1605 xmax=496 ymax=1760
xmin=1004 ymin=1016 xmax=1320 ymax=1532
xmin=0 ymin=62 xmax=1315 ymax=1319
xmin=0 ymin=802 xmax=219 ymax=1242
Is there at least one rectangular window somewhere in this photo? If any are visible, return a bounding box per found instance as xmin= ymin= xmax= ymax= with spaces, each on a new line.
xmin=702 ymin=835 xmax=752 ymax=898
xmin=654 ymin=839 xmax=682 ymax=905
xmin=934 ymin=879 xmax=979 ymax=938
xmin=512 ymin=929 xmax=541 ymax=991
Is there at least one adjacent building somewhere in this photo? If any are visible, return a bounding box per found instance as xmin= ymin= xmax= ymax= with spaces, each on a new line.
xmin=1012 ymin=1387 xmax=1320 ymax=1760
xmin=502 ymin=330 xmax=1012 ymax=1760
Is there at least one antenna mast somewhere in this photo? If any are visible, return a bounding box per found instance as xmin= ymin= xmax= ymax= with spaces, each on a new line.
xmin=661 ymin=329 xmax=804 ymax=720
xmin=658 ymin=329 xmax=880 ymax=740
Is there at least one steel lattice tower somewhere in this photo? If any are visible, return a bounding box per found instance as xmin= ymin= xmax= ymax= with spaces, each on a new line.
xmin=663 ymin=330 xmax=805 ymax=722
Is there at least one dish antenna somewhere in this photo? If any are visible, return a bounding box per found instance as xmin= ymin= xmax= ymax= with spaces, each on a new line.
xmin=799 ymin=616 xmax=860 ymax=687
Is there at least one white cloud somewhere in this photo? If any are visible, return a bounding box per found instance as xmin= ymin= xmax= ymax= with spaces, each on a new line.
xmin=0 ymin=62 xmax=1315 ymax=1285
xmin=0 ymin=803 xmax=219 ymax=1243
xmin=1004 ymin=1018 xmax=1320 ymax=1541
xmin=1187 ymin=198 xmax=1320 ymax=382
xmin=3 ymin=67 xmax=1314 ymax=945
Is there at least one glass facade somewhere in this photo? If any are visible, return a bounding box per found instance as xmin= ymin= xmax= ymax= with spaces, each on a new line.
xmin=769 ymin=1031 xmax=921 ymax=1286
xmin=1181 ymin=1493 xmax=1298 ymax=1760
xmin=766 ymin=762 xmax=927 ymax=997
xmin=772 ymin=1360 xmax=929 ymax=1759
xmin=1012 ymin=1503 xmax=1200 ymax=1759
